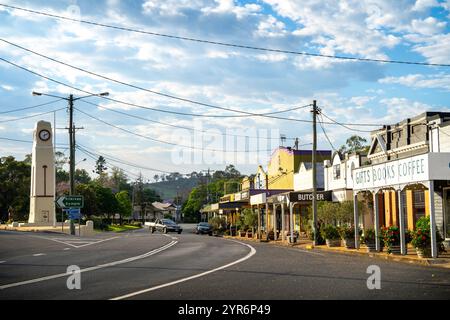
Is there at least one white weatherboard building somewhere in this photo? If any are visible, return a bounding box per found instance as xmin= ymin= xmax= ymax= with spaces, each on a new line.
xmin=351 ymin=112 xmax=450 ymax=258
xmin=324 ymin=152 xmax=368 ymax=202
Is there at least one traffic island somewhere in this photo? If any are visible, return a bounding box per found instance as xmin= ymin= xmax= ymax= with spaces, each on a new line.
xmin=0 ymin=220 xmax=95 ymax=237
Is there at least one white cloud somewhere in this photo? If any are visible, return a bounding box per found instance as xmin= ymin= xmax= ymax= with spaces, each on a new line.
xmin=412 ymin=0 xmax=439 ymax=12
xmin=379 ymin=73 xmax=450 ymax=91
xmin=1 ymin=84 xmax=14 ymax=91
xmin=410 ymin=17 xmax=446 ymax=36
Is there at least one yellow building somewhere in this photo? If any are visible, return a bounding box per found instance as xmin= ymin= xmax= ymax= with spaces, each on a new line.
xmin=266 ymin=147 xmax=331 ymax=190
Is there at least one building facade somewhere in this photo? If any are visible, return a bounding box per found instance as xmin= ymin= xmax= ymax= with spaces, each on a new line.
xmin=352 ymin=112 xmax=450 ymax=257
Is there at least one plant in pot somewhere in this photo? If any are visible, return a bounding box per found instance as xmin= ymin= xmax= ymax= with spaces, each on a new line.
xmin=338 ymin=226 xmax=357 ymax=249
xmin=361 ymin=228 xmax=378 ymax=252
xmin=411 ymin=216 xmax=446 ymax=258
xmin=381 ymin=226 xmax=401 ymax=254
xmin=321 ymin=225 xmax=341 ymax=247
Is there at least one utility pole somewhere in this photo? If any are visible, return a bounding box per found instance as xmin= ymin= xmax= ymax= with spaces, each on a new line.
xmin=311 ymin=100 xmax=318 ymax=246
xmin=68 ymin=94 xmax=76 ymax=235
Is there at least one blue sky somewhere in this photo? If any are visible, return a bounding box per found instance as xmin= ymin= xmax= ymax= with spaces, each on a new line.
xmin=0 ymin=0 xmax=449 ymax=181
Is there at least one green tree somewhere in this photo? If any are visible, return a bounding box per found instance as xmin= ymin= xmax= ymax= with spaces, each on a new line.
xmin=75 ymin=183 xmax=98 ymax=218
xmin=115 ymin=190 xmax=132 ymax=224
xmin=243 ymin=208 xmax=258 ymax=234
xmin=110 ymin=167 xmax=129 ymax=192
xmin=95 ymin=184 xmax=118 ymax=222
xmin=339 ymin=135 xmax=369 ymax=154
xmin=75 ymin=169 xmax=91 ymax=184
xmin=0 ymin=156 xmax=31 ymax=221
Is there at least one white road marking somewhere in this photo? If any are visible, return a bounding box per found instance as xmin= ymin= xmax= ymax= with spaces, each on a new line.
xmin=110 ymin=240 xmax=256 ymax=300
xmin=32 ymin=235 xmax=120 ymax=248
xmin=0 ymin=261 xmax=5 ymax=264
xmin=63 ymin=248 xmax=71 ymax=251
xmin=32 ymin=253 xmax=46 ymax=257
xmin=0 ymin=240 xmax=178 ymax=290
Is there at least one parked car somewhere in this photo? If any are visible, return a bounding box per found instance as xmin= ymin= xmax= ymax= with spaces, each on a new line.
xmin=147 ymin=219 xmax=183 ymax=234
xmin=195 ymin=222 xmax=213 ymax=235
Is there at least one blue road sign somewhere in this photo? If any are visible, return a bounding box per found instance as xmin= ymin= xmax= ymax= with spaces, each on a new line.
xmin=65 ymin=208 xmax=81 ymax=220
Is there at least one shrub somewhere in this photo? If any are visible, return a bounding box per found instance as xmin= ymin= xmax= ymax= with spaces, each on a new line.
xmin=338 ymin=226 xmax=355 ymax=240
xmin=411 ymin=216 xmax=446 ymax=253
xmin=320 ymin=225 xmax=340 ymax=240
xmin=361 ymin=228 xmax=375 ymax=243
xmin=129 ymin=221 xmax=142 ymax=228
xmin=91 ymin=217 xmax=109 ymax=231
xmin=209 ymin=216 xmax=227 ymax=233
xmin=380 ymin=226 xmax=400 ymax=253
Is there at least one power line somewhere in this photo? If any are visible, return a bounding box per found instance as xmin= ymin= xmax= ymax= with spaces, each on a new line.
xmin=0 ymin=99 xmax=63 ymax=114
xmin=0 ymin=136 xmax=68 ymax=146
xmin=0 ymin=38 xmax=312 ymax=118
xmin=0 ymin=107 xmax=66 ymax=123
xmin=319 ymin=111 xmax=375 ymax=133
xmin=0 ymin=57 xmax=385 ymax=127
xmin=0 ymin=56 xmax=319 ymax=123
xmin=79 ymin=99 xmax=299 ymax=141
xmin=75 ymin=106 xmax=277 ymax=153
xmin=76 ymin=146 xmax=150 ymax=181
xmin=1 ymin=3 xmax=448 ymax=68
xmin=318 ymin=114 xmax=337 ymax=152
xmin=76 ymin=144 xmax=186 ymax=175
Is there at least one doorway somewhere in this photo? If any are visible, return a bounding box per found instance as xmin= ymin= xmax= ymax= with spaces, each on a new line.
xmin=444 ymin=188 xmax=450 ymax=240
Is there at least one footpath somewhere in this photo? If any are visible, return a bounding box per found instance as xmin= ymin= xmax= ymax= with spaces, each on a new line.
xmin=224 ymin=235 xmax=450 ymax=269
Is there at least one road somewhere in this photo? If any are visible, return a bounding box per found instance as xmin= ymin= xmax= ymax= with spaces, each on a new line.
xmin=0 ymin=227 xmax=449 ymax=300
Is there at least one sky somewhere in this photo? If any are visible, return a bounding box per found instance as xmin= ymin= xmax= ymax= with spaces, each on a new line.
xmin=0 ymin=0 xmax=449 ymax=181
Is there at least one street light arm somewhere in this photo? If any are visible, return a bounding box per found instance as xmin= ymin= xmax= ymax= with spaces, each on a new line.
xmin=32 ymin=91 xmax=68 ymax=100
xmin=73 ymin=92 xmax=109 ymax=101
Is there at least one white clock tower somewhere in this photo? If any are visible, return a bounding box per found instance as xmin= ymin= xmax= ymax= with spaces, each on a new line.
xmin=28 ymin=120 xmax=56 ymax=225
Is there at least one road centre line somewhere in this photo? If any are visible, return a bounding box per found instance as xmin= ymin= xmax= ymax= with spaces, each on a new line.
xmin=32 ymin=253 xmax=46 ymax=257
xmin=110 ymin=240 xmax=256 ymax=300
xmin=0 ymin=240 xmax=178 ymax=290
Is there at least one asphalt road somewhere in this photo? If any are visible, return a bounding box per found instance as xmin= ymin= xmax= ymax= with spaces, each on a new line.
xmin=0 ymin=228 xmax=449 ymax=300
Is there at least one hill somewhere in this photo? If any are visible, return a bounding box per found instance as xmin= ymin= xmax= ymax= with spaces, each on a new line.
xmin=145 ymin=177 xmax=200 ymax=201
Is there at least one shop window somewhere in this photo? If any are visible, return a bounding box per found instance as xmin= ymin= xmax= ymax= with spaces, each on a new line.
xmin=333 ymin=164 xmax=341 ymax=180
xmin=413 ymin=190 xmax=425 ymax=222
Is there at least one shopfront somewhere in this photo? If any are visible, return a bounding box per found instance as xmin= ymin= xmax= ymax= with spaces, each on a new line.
xmin=267 ymin=190 xmax=332 ymax=241
xmin=352 ymin=152 xmax=450 ymax=258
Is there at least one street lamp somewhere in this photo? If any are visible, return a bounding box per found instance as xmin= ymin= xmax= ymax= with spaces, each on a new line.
xmin=33 ymin=91 xmax=109 ymax=235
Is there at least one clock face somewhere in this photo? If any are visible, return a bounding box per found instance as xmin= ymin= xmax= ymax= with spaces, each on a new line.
xmin=39 ymin=129 xmax=51 ymax=141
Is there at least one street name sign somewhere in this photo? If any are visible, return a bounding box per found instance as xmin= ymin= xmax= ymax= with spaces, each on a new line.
xmin=56 ymin=195 xmax=84 ymax=209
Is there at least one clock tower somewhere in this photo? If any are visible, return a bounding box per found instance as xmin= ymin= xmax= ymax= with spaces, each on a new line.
xmin=28 ymin=120 xmax=56 ymax=225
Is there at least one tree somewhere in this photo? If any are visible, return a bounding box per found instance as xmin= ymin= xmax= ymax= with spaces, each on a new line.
xmin=115 ymin=190 xmax=132 ymax=224
xmin=75 ymin=183 xmax=98 ymax=218
xmin=243 ymin=208 xmax=258 ymax=235
xmin=339 ymin=135 xmax=368 ymax=154
xmin=95 ymin=184 xmax=118 ymax=222
xmin=153 ymin=174 xmax=160 ymax=182
xmin=0 ymin=156 xmax=31 ymax=221
xmin=109 ymin=167 xmax=129 ymax=192
xmin=55 ymin=151 xmax=68 ymax=170
xmin=94 ymin=156 xmax=108 ymax=186
xmin=94 ymin=156 xmax=107 ymax=175
xmin=75 ymin=169 xmax=91 ymax=184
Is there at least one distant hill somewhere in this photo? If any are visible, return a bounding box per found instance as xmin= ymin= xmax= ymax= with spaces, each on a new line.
xmin=145 ymin=177 xmax=200 ymax=201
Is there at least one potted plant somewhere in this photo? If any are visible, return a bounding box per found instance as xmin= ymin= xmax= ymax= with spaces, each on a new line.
xmin=338 ymin=226 xmax=356 ymax=249
xmin=381 ymin=226 xmax=401 ymax=254
xmin=411 ymin=216 xmax=446 ymax=258
xmin=361 ymin=228 xmax=376 ymax=252
xmin=321 ymin=225 xmax=341 ymax=247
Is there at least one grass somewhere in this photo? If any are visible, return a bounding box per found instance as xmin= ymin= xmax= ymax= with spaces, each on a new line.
xmin=106 ymin=224 xmax=142 ymax=232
